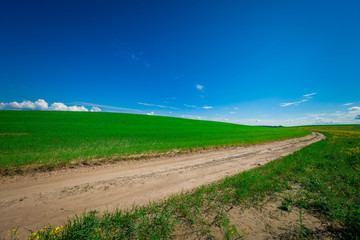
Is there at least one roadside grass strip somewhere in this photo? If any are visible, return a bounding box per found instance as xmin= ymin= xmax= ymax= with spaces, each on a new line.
xmin=3 ymin=125 xmax=358 ymax=239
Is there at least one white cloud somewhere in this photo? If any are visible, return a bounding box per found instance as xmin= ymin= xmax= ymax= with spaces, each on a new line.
xmin=314 ymin=117 xmax=334 ymax=125
xmin=233 ymin=107 xmax=239 ymax=110
xmin=196 ymin=84 xmax=204 ymax=90
xmin=229 ymin=112 xmax=236 ymax=114
xmin=147 ymin=112 xmax=155 ymax=115
xmin=329 ymin=111 xmax=345 ymax=116
xmin=90 ymin=106 xmax=101 ymax=112
xmin=202 ymin=106 xmax=213 ymax=109
xmin=68 ymin=105 xmax=89 ymax=112
xmin=7 ymin=101 xmax=21 ymax=109
xmin=50 ymin=102 xmax=69 ymax=111
xmin=138 ymin=102 xmax=179 ymax=110
xmin=303 ymin=93 xmax=317 ymax=98
xmin=181 ymin=115 xmax=201 ymax=120
xmin=7 ymin=100 xmax=36 ymax=110
xmin=280 ymin=101 xmax=303 ymax=107
xmin=343 ymin=103 xmax=354 ymax=106
xmin=309 ymin=113 xmax=326 ymax=117
xmin=0 ymin=99 xmax=103 ymax=112
xmin=34 ymin=99 xmax=49 ymax=110
xmin=73 ymin=102 xmax=141 ymax=112
xmin=280 ymin=95 xmax=311 ymax=107
xmin=1 ymin=99 xmax=50 ymax=110
xmin=349 ymin=106 xmax=360 ymax=112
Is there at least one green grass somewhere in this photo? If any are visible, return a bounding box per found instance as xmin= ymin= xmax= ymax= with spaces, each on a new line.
xmin=0 ymin=110 xmax=308 ymax=173
xmin=11 ymin=125 xmax=358 ymax=240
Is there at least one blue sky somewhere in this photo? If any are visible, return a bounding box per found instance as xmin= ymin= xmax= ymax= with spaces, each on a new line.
xmin=1 ymin=0 xmax=359 ymax=126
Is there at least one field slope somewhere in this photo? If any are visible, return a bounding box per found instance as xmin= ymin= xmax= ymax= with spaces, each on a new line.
xmin=0 ymin=111 xmax=309 ymax=173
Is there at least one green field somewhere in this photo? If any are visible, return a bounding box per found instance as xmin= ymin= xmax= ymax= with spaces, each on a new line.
xmin=7 ymin=125 xmax=357 ymax=239
xmin=0 ymin=111 xmax=309 ymax=173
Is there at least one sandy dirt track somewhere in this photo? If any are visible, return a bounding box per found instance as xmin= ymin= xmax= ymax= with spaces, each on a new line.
xmin=0 ymin=132 xmax=324 ymax=236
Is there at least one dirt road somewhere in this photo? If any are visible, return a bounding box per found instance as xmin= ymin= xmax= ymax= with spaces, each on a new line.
xmin=0 ymin=132 xmax=324 ymax=236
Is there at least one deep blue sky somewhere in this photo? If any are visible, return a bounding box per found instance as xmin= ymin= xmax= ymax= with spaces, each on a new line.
xmin=1 ymin=0 xmax=360 ymax=125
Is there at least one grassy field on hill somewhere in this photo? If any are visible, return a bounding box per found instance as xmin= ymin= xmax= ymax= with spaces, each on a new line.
xmin=6 ymin=125 xmax=358 ymax=239
xmin=0 ymin=111 xmax=309 ymax=173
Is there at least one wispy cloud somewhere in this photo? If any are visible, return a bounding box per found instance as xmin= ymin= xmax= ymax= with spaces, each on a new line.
xmin=343 ymin=103 xmax=354 ymax=106
xmin=308 ymin=113 xmax=326 ymax=117
xmin=196 ymin=84 xmax=204 ymax=90
xmin=184 ymin=104 xmax=213 ymax=110
xmin=303 ymin=93 xmax=317 ymax=97
xmin=280 ymin=92 xmax=316 ymax=107
xmin=329 ymin=111 xmax=345 ymax=116
xmin=280 ymin=99 xmax=308 ymax=107
xmin=73 ymin=102 xmax=140 ymax=112
xmin=138 ymin=102 xmax=180 ymax=110
xmin=181 ymin=115 xmax=202 ymax=120
xmin=202 ymin=106 xmax=213 ymax=109
xmin=349 ymin=106 xmax=360 ymax=112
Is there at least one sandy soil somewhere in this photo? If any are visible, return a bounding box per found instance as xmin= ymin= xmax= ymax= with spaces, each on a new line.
xmin=0 ymin=132 xmax=324 ymax=237
xmin=176 ymin=187 xmax=331 ymax=239
xmin=214 ymin=185 xmax=330 ymax=240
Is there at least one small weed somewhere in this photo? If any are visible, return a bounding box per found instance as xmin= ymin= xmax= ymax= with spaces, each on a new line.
xmin=19 ymin=196 xmax=27 ymax=202
xmin=280 ymin=201 xmax=291 ymax=212
xmin=83 ymin=184 xmax=93 ymax=191
xmin=3 ymin=228 xmax=19 ymax=240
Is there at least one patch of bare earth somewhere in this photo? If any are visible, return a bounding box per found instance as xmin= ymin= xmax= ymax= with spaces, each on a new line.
xmin=0 ymin=132 xmax=324 ymax=238
xmin=222 ymin=193 xmax=331 ymax=239
xmin=176 ymin=190 xmax=331 ymax=239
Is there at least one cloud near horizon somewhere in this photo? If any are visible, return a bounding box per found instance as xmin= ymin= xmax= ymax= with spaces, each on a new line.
xmin=349 ymin=106 xmax=360 ymax=112
xmin=0 ymin=99 xmax=101 ymax=112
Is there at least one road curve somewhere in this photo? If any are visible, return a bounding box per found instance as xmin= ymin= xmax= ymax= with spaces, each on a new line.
xmin=0 ymin=132 xmax=325 ymax=236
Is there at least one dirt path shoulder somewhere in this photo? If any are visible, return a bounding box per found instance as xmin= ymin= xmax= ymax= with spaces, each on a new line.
xmin=0 ymin=132 xmax=325 ymax=236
